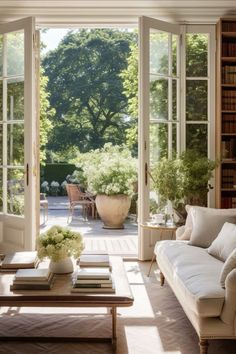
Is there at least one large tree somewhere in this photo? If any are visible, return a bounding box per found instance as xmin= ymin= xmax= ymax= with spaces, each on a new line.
xmin=43 ymin=29 xmax=136 ymax=157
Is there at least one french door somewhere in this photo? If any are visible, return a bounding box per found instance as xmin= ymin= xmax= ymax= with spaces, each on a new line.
xmin=0 ymin=17 xmax=38 ymax=252
xmin=138 ymin=17 xmax=181 ymax=260
xmin=138 ymin=16 xmax=215 ymax=260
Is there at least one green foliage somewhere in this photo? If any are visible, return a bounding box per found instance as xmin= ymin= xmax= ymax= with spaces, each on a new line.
xmin=121 ymin=34 xmax=209 ymax=157
xmin=120 ymin=43 xmax=138 ymax=155
xmin=151 ymin=150 xmax=217 ymax=207
xmin=40 ymin=68 xmax=54 ymax=164
xmin=180 ymin=150 xmax=218 ymax=205
xmin=41 ymin=163 xmax=76 ymax=185
xmin=76 ymin=143 xmax=137 ymax=196
xmin=42 ymin=29 xmax=136 ymax=155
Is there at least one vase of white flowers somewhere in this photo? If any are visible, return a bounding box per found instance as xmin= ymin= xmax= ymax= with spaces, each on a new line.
xmin=37 ymin=225 xmax=84 ymax=274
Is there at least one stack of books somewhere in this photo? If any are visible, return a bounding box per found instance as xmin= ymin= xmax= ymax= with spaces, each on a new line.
xmin=0 ymin=251 xmax=39 ymax=271
xmin=78 ymin=253 xmax=112 ymax=269
xmin=10 ymin=268 xmax=54 ymax=290
xmin=72 ymin=267 xmax=115 ymax=293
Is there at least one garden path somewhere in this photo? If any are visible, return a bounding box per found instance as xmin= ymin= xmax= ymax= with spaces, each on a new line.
xmin=40 ymin=196 xmax=138 ymax=257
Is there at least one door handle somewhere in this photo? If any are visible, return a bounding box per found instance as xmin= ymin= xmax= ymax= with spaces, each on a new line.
xmin=145 ymin=163 xmax=148 ymax=186
xmin=26 ymin=163 xmax=29 ymax=186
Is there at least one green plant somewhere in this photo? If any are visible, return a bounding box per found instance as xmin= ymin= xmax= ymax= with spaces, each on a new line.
xmin=77 ymin=143 xmax=137 ymax=196
xmin=151 ymin=150 xmax=217 ymax=207
xmin=37 ymin=225 xmax=84 ymax=262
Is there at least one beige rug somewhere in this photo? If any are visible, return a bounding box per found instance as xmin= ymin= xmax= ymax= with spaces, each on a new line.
xmin=0 ymin=261 xmax=235 ymax=354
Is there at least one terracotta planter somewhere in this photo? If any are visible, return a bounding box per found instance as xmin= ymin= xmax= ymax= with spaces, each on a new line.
xmin=95 ymin=194 xmax=131 ymax=229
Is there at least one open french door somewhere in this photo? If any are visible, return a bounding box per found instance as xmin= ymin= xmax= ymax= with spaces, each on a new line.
xmin=138 ymin=16 xmax=181 ymax=260
xmin=0 ymin=17 xmax=38 ymax=252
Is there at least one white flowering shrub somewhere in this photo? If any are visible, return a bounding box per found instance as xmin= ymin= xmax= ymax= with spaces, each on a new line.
xmin=37 ymin=225 xmax=84 ymax=262
xmin=41 ymin=181 xmax=49 ymax=194
xmin=77 ymin=144 xmax=137 ymax=196
xmin=50 ymin=180 xmax=60 ymax=196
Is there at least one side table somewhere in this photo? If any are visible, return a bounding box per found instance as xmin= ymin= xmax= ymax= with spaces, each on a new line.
xmin=141 ymin=223 xmax=177 ymax=276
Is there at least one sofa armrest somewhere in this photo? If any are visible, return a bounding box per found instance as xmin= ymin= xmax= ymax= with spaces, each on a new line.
xmin=220 ymin=268 xmax=236 ymax=325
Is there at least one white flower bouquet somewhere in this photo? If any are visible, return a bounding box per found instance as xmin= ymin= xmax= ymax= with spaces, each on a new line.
xmin=37 ymin=225 xmax=84 ymax=262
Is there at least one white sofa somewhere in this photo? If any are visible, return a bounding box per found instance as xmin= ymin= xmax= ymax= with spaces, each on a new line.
xmin=154 ymin=206 xmax=236 ymax=354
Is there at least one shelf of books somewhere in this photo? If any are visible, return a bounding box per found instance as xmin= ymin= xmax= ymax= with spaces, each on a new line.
xmin=216 ymin=18 xmax=236 ymax=208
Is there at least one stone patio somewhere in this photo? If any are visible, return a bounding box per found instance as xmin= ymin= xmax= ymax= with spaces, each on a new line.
xmin=40 ymin=196 xmax=138 ymax=257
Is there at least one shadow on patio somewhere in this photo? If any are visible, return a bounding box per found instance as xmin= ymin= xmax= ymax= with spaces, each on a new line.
xmin=40 ymin=196 xmax=138 ymax=257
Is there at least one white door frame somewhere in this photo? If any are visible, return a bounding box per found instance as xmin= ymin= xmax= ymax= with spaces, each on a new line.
xmin=0 ymin=17 xmax=37 ymax=252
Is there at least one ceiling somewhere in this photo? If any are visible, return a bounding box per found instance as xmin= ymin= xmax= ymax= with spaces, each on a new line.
xmin=0 ymin=1 xmax=236 ymax=26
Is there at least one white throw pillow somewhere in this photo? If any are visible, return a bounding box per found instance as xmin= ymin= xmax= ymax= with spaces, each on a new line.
xmin=208 ymin=222 xmax=236 ymax=261
xmin=189 ymin=207 xmax=236 ymax=248
xmin=177 ymin=205 xmax=193 ymax=240
xmin=219 ymin=248 xmax=236 ymax=288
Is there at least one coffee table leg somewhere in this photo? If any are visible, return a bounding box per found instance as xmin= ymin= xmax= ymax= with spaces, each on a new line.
xmin=111 ymin=307 xmax=117 ymax=347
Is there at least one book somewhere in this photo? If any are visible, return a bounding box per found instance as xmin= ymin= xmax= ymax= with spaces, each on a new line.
xmin=78 ymin=254 xmax=111 ymax=268
xmin=14 ymin=268 xmax=51 ymax=281
xmin=71 ymin=286 xmax=115 ymax=293
xmin=73 ymin=283 xmax=113 ymax=288
xmin=76 ymin=267 xmax=111 ymax=280
xmin=74 ymin=278 xmax=112 ymax=284
xmin=0 ymin=251 xmax=39 ymax=269
xmin=10 ymin=273 xmax=54 ymax=290
xmin=10 ymin=282 xmax=53 ymax=291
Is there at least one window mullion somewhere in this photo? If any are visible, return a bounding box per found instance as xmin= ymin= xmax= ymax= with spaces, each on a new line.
xmin=2 ymin=33 xmax=7 ymax=214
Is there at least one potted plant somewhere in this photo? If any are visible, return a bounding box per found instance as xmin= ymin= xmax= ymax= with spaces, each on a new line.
xmin=151 ymin=150 xmax=217 ymax=221
xmin=77 ymin=144 xmax=137 ymax=229
xmin=37 ymin=225 xmax=84 ymax=273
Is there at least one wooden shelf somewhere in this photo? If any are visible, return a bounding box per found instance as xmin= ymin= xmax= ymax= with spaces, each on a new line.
xmin=221 ymin=188 xmax=236 ymax=191
xmin=222 ymin=32 xmax=236 ymax=37
xmin=222 ymin=133 xmax=236 ymax=136
xmin=222 ymin=110 xmax=236 ymax=113
xmin=222 ymin=84 xmax=236 ymax=87
xmin=222 ymin=57 xmax=236 ymax=62
xmin=222 ymin=159 xmax=236 ymax=163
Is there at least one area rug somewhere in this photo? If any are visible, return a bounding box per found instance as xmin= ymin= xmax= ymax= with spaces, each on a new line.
xmin=0 ymin=261 xmax=235 ymax=354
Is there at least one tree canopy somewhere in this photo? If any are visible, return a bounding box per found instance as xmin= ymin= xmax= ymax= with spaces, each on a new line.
xmin=42 ymin=29 xmax=137 ymax=158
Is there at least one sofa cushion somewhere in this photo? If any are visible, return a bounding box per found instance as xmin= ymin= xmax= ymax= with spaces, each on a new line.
xmin=220 ymin=248 xmax=236 ymax=288
xmin=189 ymin=207 xmax=236 ymax=248
xmin=208 ymin=222 xmax=236 ymax=261
xmin=177 ymin=205 xmax=192 ymax=240
xmin=155 ymin=240 xmax=225 ymax=317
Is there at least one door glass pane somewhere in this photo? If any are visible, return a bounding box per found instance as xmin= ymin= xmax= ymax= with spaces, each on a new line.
xmin=172 ymin=123 xmax=177 ymax=157
xmin=150 ymin=76 xmax=168 ymax=120
xmin=172 ymin=79 xmax=177 ymax=120
xmin=150 ymin=123 xmax=168 ymax=166
xmin=0 ymin=168 xmax=2 ymax=212
xmin=172 ymin=35 xmax=177 ymax=77
xmin=0 ymin=124 xmax=2 ymax=164
xmin=186 ymin=124 xmax=208 ymax=156
xmin=150 ymin=30 xmax=168 ymax=75
xmin=7 ymin=123 xmax=24 ymax=165
xmin=186 ymin=80 xmax=208 ymax=121
xmin=0 ymin=80 xmax=2 ymax=121
xmin=0 ymin=35 xmax=3 ymax=77
xmin=186 ymin=34 xmax=208 ymax=77
xmin=7 ymin=31 xmax=24 ymax=77
xmin=7 ymin=168 xmax=24 ymax=215
xmin=7 ymin=78 xmax=24 ymax=121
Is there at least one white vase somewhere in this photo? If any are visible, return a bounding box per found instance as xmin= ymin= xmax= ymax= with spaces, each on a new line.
xmin=49 ymin=257 xmax=74 ymax=274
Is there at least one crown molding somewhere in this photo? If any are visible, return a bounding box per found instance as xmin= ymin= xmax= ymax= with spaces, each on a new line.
xmin=0 ymin=1 xmax=236 ymax=26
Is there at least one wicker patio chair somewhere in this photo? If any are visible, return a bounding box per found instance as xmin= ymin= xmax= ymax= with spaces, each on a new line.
xmin=66 ymin=184 xmax=96 ymax=221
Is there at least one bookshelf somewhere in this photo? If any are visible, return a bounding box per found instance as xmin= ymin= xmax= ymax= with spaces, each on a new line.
xmin=216 ymin=18 xmax=236 ymax=208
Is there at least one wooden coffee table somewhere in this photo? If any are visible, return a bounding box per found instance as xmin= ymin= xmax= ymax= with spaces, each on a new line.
xmin=0 ymin=256 xmax=133 ymax=347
